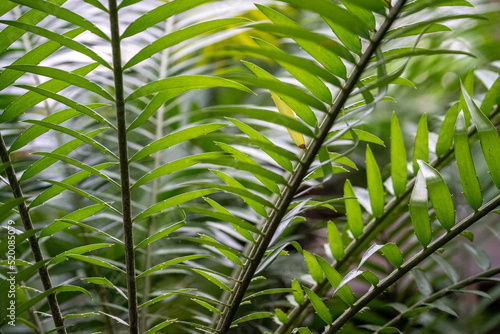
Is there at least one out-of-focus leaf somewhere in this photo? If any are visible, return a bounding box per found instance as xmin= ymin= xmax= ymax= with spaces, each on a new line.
xmin=144 ymin=320 xmax=174 ymax=334
xmin=138 ymin=255 xmax=210 ymax=278
xmin=391 ymin=112 xmax=407 ymax=196
xmin=292 ymin=280 xmax=304 ymax=304
xmin=232 ymin=312 xmax=274 ymax=325
xmin=454 ymin=111 xmax=482 ymax=211
xmin=436 ymin=103 xmax=460 ymax=156
xmin=413 ymin=268 xmax=432 ymax=296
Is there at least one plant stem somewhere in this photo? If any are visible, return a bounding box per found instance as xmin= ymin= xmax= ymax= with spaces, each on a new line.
xmin=377 ymin=266 xmax=500 ymax=332
xmin=0 ymin=134 xmax=66 ymax=334
xmin=108 ymin=1 xmax=139 ymax=333
xmin=140 ymin=16 xmax=175 ymax=331
xmin=275 ymin=99 xmax=500 ymax=334
xmin=323 ymin=193 xmax=500 ymax=333
xmin=215 ymin=1 xmax=408 ymax=332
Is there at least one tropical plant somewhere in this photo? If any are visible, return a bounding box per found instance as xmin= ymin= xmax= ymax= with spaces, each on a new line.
xmin=1 ymin=0 xmax=500 ymax=333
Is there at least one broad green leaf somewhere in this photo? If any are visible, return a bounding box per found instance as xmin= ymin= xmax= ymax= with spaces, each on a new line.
xmin=461 ymin=84 xmax=500 ymax=190
xmin=204 ymin=197 xmax=255 ymax=242
xmin=0 ymin=28 xmax=83 ymax=91
xmin=410 ymin=171 xmax=432 ymax=248
xmin=454 ymin=111 xmax=482 ymax=211
xmin=184 ymin=207 xmax=260 ymax=234
xmin=22 ymin=128 xmax=107 ymax=182
xmin=192 ymin=298 xmax=221 ymax=314
xmin=135 ymin=221 xmax=185 ymax=250
xmin=255 ymin=5 xmax=347 ymax=78
xmin=242 ymin=61 xmax=318 ymax=126
xmin=255 ymin=38 xmax=332 ymax=103
xmin=121 ymin=0 xmax=212 ymax=38
xmin=192 ymin=269 xmax=231 ymax=291
xmin=10 ymin=104 xmax=106 ymax=152
xmin=304 ymin=287 xmax=333 ymax=324
xmin=316 ymin=257 xmax=355 ymax=306
xmin=132 ymin=152 xmax=225 ymax=188
xmin=16 ymin=85 xmax=115 ymax=129
xmin=9 ymin=0 xmax=109 ymax=40
xmin=436 ymin=103 xmax=460 ymax=156
xmin=65 ymin=254 xmax=125 ymax=273
xmin=40 ymin=180 xmax=120 ymax=214
xmin=50 ymin=243 xmax=114 ymax=265
xmin=381 ymin=243 xmax=403 ymax=268
xmin=362 ymin=271 xmax=379 ymax=286
xmin=323 ymin=16 xmax=361 ymax=54
xmin=82 ymin=277 xmax=128 ymax=300
xmin=391 ymin=112 xmax=407 ymax=196
xmin=228 ymin=118 xmax=294 ymax=172
xmin=124 ymin=18 xmax=248 ymax=69
xmin=327 ymin=221 xmax=343 ymax=261
xmin=130 ymin=123 xmax=226 ymax=162
xmin=0 ymin=0 xmax=67 ymax=54
xmin=6 ymin=65 xmax=114 ymax=100
xmin=17 ymin=285 xmax=89 ymax=317
xmin=304 ymin=251 xmax=323 ymax=283
xmin=413 ymin=114 xmax=429 ymax=174
xmin=292 ymin=280 xmax=304 ymax=304
xmin=418 ymin=161 xmax=455 ymax=231
xmin=275 ymin=308 xmax=288 ymax=323
xmin=366 ymin=145 xmax=384 ymax=217
xmin=1 ymin=63 xmax=100 ymax=123
xmin=215 ymin=142 xmax=280 ymax=195
xmin=134 ymin=189 xmax=218 ymax=221
xmin=340 ymin=0 xmax=375 ymax=30
xmin=344 ymin=179 xmax=364 ymax=238
xmin=125 ymin=76 xmax=252 ymax=101
xmin=34 ymin=153 xmax=119 ymax=187
xmin=144 ymin=320 xmax=174 ymax=334
xmin=0 ymin=21 xmax=111 ymax=69
xmin=39 ymin=204 xmax=107 ymax=237
xmin=137 ymin=255 xmax=210 ymax=278
xmin=211 ymin=170 xmax=268 ymax=218
xmin=481 ymin=75 xmax=500 ymax=116
xmin=232 ymin=312 xmax=274 ymax=325
xmin=23 ymin=121 xmax=117 ymax=159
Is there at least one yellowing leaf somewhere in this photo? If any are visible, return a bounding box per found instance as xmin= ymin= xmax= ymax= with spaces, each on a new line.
xmin=271 ymin=91 xmax=306 ymax=149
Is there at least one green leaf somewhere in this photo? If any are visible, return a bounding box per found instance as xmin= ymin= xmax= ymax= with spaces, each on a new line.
xmin=137 ymin=255 xmax=210 ymax=278
xmin=410 ymin=170 xmax=432 ymax=248
xmin=316 ymin=257 xmax=355 ymax=306
xmin=275 ymin=308 xmax=288 ymax=324
xmin=138 ymin=289 xmax=195 ymax=309
xmin=242 ymin=288 xmax=294 ymax=302
xmin=323 ymin=16 xmax=361 ymax=54
xmin=413 ymin=114 xmax=429 ymax=174
xmin=436 ymin=103 xmax=460 ymax=156
xmin=204 ymin=197 xmax=255 ymax=242
xmin=327 ymin=221 xmax=343 ymax=261
xmin=22 ymin=128 xmax=108 ymax=183
xmin=413 ymin=269 xmax=432 ymax=296
xmin=192 ymin=269 xmax=231 ymax=291
xmin=9 ymin=0 xmax=109 ymax=40
xmin=459 ymin=70 xmax=475 ymax=127
xmin=0 ymin=198 xmax=26 ymax=222
xmin=304 ymin=251 xmax=323 ymax=283
xmin=344 ymin=179 xmax=364 ymax=238
xmin=6 ymin=65 xmax=114 ymax=100
xmin=390 ymin=112 xmax=408 ymax=196
xmin=17 ymin=285 xmax=90 ymax=317
xmin=121 ymin=0 xmax=212 ymax=38
xmin=125 ymin=76 xmax=252 ymax=101
xmin=481 ymin=75 xmax=500 ymax=116
xmin=23 ymin=121 xmax=117 ymax=159
xmin=340 ymin=0 xmax=376 ymax=30
xmin=135 ymin=221 xmax=185 ymax=250
xmin=331 ymin=129 xmax=385 ymax=146
xmin=232 ymin=312 xmax=274 ymax=325
xmin=192 ymin=298 xmax=221 ymax=314
xmin=255 ymin=5 xmax=347 ymax=78
xmin=183 ymin=207 xmax=260 ymax=234
xmin=461 ymin=84 xmax=500 ymax=190
xmin=15 ymin=85 xmax=115 ymax=129
xmin=362 ymin=271 xmax=379 ymax=286
xmin=134 ymin=189 xmax=218 ymax=221
xmin=124 ymin=18 xmax=248 ymax=69
xmin=130 ymin=123 xmax=226 ymax=162
xmin=304 ymin=287 xmax=333 ymax=324
xmin=417 ymin=160 xmax=455 ymax=231
xmin=1 ymin=63 xmax=100 ymax=124
xmin=366 ymin=145 xmax=384 ymax=217
xmin=43 ymin=219 xmax=123 ymax=245
xmin=381 ymin=243 xmax=403 ymax=268
xmin=144 ymin=320 xmax=174 ymax=334
xmin=66 ymin=254 xmax=125 ymax=273
xmin=292 ymin=280 xmax=304 ymax=304
xmin=33 ymin=153 xmax=119 ymax=187
xmin=454 ymin=111 xmax=482 ymax=211
xmin=50 ymin=243 xmax=115 ymax=265
xmin=464 ymin=243 xmax=490 ymax=270
xmin=432 ymin=255 xmax=459 ymax=283
xmin=0 ymin=21 xmax=111 ymax=69
xmin=228 ymin=118 xmax=294 ymax=172
xmin=39 ymin=204 xmax=107 ymax=237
